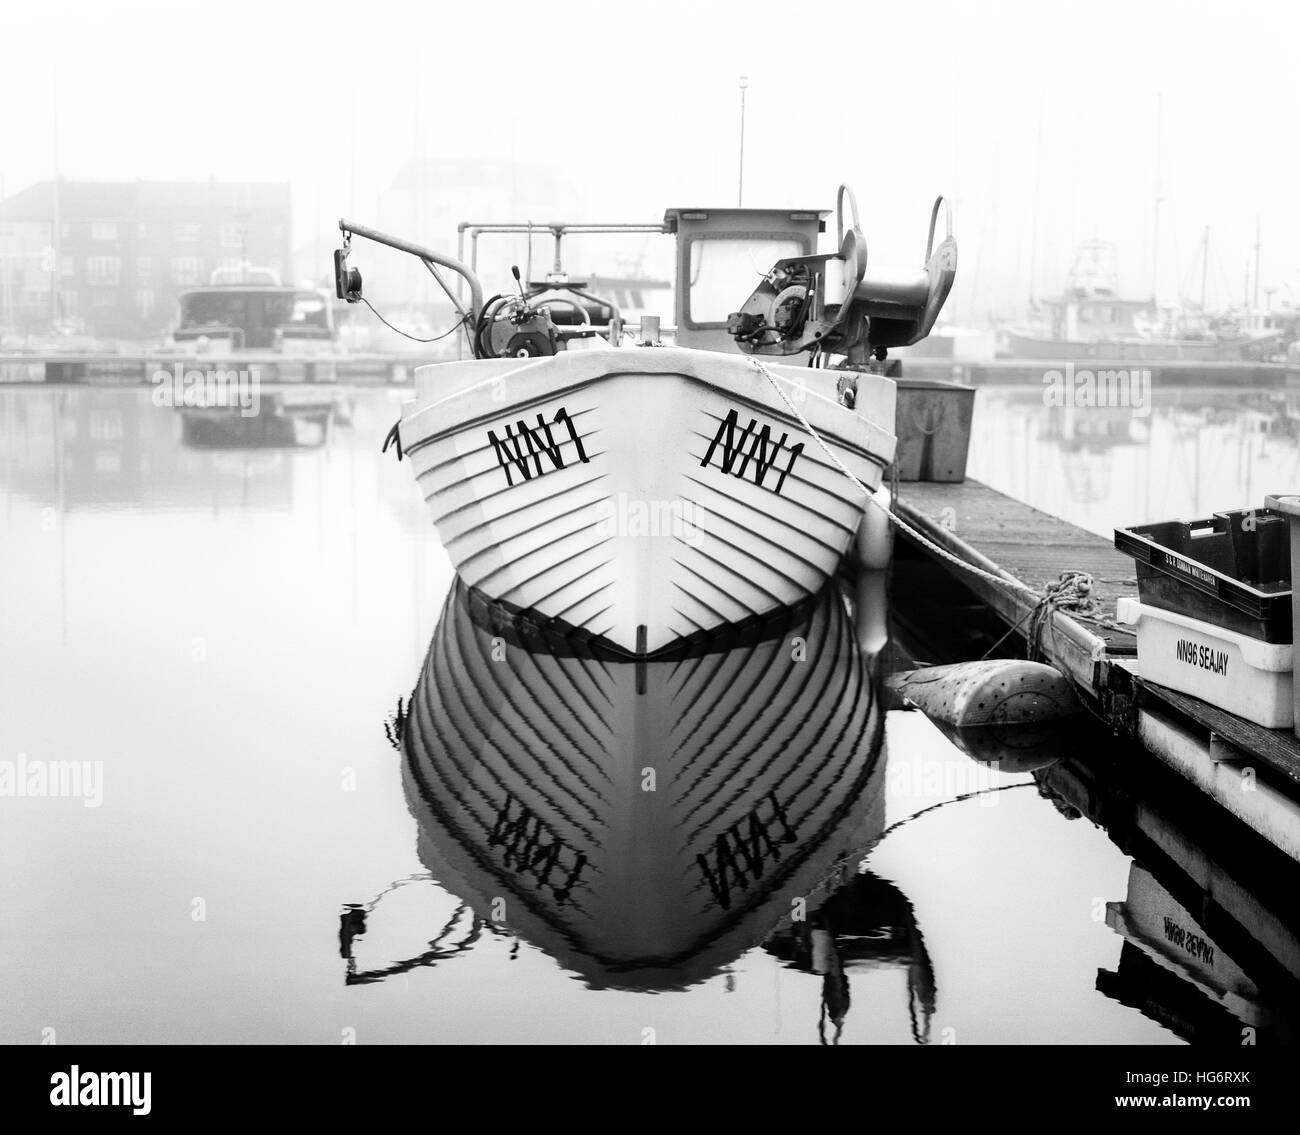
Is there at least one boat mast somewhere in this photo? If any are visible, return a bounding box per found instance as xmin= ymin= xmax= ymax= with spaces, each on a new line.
xmin=51 ymin=80 xmax=61 ymax=328
xmin=0 ymin=174 xmax=8 ymax=335
xmin=1254 ymin=216 xmax=1262 ymax=310
xmin=1151 ymin=94 xmax=1162 ymax=302
xmin=737 ymin=75 xmax=748 ymax=207
xmin=1200 ymin=224 xmax=1209 ymax=310
xmin=1028 ymin=105 xmax=1043 ymax=307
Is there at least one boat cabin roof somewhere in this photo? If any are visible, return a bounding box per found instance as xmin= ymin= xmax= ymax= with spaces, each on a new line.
xmin=209 ymin=263 xmax=282 ymax=286
xmin=179 ymin=284 xmax=311 ymax=297
xmin=663 ymin=207 xmax=828 ymax=233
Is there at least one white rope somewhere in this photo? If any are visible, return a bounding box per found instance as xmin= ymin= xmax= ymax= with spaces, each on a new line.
xmin=745 ymin=355 xmax=1040 ymax=599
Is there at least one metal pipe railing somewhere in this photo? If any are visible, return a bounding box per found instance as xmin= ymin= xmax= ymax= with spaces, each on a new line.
xmin=339 ymin=218 xmax=484 ymax=322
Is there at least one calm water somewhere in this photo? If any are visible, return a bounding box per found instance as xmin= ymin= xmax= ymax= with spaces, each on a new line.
xmin=1 ymin=383 xmax=1296 ymax=1045
xmin=968 ymin=384 xmax=1300 ymax=537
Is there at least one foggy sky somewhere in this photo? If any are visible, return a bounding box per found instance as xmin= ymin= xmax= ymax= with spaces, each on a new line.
xmin=3 ymin=0 xmax=1297 ymax=323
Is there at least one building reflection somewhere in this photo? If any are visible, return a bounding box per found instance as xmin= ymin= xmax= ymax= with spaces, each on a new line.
xmin=0 ymin=388 xmax=298 ymax=511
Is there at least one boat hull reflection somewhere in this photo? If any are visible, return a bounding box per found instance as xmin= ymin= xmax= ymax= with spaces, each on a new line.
xmin=394 ymin=575 xmax=888 ymax=990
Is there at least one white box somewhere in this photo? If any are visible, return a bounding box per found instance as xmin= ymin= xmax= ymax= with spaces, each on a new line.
xmin=1115 ymin=597 xmax=1293 ymax=729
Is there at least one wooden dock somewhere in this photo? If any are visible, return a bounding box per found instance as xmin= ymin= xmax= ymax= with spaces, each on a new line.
xmin=0 ymin=351 xmax=410 ymax=385
xmin=892 ymin=477 xmax=1300 ymax=860
xmin=892 ymin=479 xmax=1137 ymax=695
xmin=900 ymin=357 xmax=1300 ymax=388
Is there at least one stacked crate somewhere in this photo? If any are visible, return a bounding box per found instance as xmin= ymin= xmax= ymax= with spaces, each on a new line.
xmin=1114 ymin=508 xmax=1292 ymax=728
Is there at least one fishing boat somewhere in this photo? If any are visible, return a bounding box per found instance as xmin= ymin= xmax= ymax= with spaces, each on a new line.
xmin=171 ymin=262 xmax=339 ymax=354
xmin=336 ymin=185 xmax=957 ymax=656
xmin=999 ymin=241 xmax=1281 ymax=363
xmin=350 ymin=574 xmax=888 ymax=991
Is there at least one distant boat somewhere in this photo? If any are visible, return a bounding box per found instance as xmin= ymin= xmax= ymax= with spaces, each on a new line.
xmin=583 ymin=272 xmax=672 ymax=326
xmin=171 ymin=262 xmax=339 ymax=354
xmin=1000 ymin=241 xmax=1281 ymax=362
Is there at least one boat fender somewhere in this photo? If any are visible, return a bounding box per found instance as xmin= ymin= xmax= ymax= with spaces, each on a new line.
xmin=887 ymin=659 xmax=1080 ymax=727
xmin=854 ymin=486 xmax=893 ymax=570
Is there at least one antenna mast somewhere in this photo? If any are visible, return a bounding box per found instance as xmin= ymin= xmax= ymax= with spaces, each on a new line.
xmin=737 ymin=76 xmax=748 ymax=207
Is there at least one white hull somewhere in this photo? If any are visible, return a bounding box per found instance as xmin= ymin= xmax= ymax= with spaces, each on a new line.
xmin=399 ymin=347 xmax=895 ymax=654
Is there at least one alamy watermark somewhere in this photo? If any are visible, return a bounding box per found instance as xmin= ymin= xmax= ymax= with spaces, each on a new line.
xmin=1042 ymin=362 xmax=1150 ymax=418
xmin=888 ymin=756 xmax=1006 ymax=806
xmin=0 ymin=754 xmax=103 ymax=807
xmin=594 ymin=492 xmax=705 ymax=547
xmin=150 ymin=363 xmax=261 ymax=417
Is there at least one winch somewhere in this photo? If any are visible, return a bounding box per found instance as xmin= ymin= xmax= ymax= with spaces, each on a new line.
xmin=473 ymin=269 xmax=617 ymax=359
xmin=728 ymin=187 xmax=957 ymax=369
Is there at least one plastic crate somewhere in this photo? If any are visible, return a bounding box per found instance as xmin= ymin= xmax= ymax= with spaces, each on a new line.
xmin=1113 ymin=508 xmax=1292 ymax=643
xmin=1115 ymin=597 xmax=1292 ymax=728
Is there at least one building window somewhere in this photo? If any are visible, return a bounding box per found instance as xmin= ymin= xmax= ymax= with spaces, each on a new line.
xmin=89 ymin=412 xmax=123 ymax=441
xmin=85 ymin=256 xmax=120 ymax=285
xmin=136 ymin=289 xmax=155 ymax=315
xmin=91 ymin=222 xmax=117 ymax=242
xmin=174 ymin=223 xmax=201 ymax=243
xmin=137 ymin=256 xmax=152 ymax=277
xmin=92 ymin=290 xmax=116 ymax=308
xmin=170 ymin=256 xmax=202 ymax=285
xmin=219 ymin=223 xmax=242 ymax=249
xmin=60 ymin=255 xmax=75 ymax=278
xmin=137 ymin=222 xmax=148 ymax=240
xmin=58 ymin=290 xmax=78 ymax=314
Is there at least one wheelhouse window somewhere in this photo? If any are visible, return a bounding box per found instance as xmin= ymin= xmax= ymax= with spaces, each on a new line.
xmin=686 ymin=237 xmax=802 ymax=325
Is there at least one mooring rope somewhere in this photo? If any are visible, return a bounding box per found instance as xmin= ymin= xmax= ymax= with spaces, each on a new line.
xmin=745 ymin=355 xmax=1120 ymax=656
xmin=746 ymin=355 xmax=1038 ymax=597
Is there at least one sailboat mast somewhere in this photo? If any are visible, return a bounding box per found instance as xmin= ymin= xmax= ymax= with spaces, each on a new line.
xmin=51 ymin=87 xmax=61 ymax=327
xmin=1151 ymin=94 xmax=1162 ymax=301
xmin=1200 ymin=225 xmax=1209 ymax=310
xmin=737 ymin=75 xmax=748 ymax=208
xmin=1028 ymin=106 xmax=1043 ymax=307
xmin=1254 ymin=217 xmax=1262 ymax=310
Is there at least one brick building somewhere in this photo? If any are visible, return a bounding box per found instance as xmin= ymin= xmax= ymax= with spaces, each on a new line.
xmin=0 ymin=179 xmax=291 ymax=340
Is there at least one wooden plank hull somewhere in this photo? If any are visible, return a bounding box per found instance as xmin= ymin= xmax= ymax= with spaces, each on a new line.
xmin=399 ymin=347 xmax=895 ymax=654
xmin=400 ymin=576 xmax=887 ymax=990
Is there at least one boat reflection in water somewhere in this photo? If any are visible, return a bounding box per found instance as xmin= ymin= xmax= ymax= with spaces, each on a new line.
xmin=344 ymin=572 xmax=927 ymax=1021
xmin=1036 ymin=753 xmax=1300 ymax=1045
xmin=179 ymin=389 xmax=345 ymax=449
xmin=764 ymin=871 xmax=936 ymax=1045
